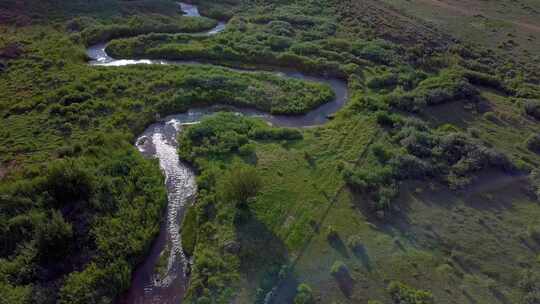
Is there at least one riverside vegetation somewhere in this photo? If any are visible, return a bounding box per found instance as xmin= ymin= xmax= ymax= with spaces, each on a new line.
xmin=1 ymin=0 xmax=540 ymax=303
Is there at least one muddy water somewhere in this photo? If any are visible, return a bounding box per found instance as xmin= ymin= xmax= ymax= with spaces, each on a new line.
xmin=87 ymin=3 xmax=349 ymax=304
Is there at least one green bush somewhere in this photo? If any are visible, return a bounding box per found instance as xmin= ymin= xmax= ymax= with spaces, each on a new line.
xmin=220 ymin=163 xmax=262 ymax=205
xmin=346 ymin=235 xmax=363 ymax=250
xmin=35 ymin=210 xmax=73 ymax=262
xmin=41 ymin=159 xmax=95 ymax=208
xmin=387 ymin=281 xmax=434 ymax=304
xmin=249 ymin=128 xmax=303 ymax=141
xmin=294 ymin=283 xmax=315 ymax=304
xmin=367 ymin=72 xmax=399 ymax=90
xmin=524 ymin=100 xmax=540 ymax=120
xmin=181 ymin=206 xmax=198 ymax=257
xmin=352 ymin=40 xmax=397 ymax=65
xmin=463 ymin=70 xmax=511 ymax=94
xmin=330 ymin=260 xmax=349 ymax=277
xmin=81 ymin=15 xmax=218 ymax=45
xmin=386 ymin=69 xmax=479 ymax=111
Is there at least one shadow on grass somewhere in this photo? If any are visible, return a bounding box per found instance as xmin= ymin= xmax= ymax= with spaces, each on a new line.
xmin=351 ymin=244 xmax=372 ymax=272
xmin=418 ymin=98 xmax=492 ymax=129
xmin=462 ymin=289 xmax=478 ymax=304
xmin=234 ymin=207 xmax=297 ymax=303
xmin=328 ymin=235 xmax=350 ymax=258
xmin=349 ymin=187 xmax=415 ymax=241
xmin=489 ymin=287 xmax=511 ymax=304
xmin=332 ymin=268 xmax=355 ymax=298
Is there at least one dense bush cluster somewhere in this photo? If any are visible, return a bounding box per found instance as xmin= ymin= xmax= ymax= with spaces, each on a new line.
xmin=344 ymin=114 xmax=514 ymax=215
xmin=101 ymin=4 xmax=407 ymax=79
xmin=384 ymin=69 xmax=479 ymax=112
xmin=179 ymin=112 xmax=302 ymax=163
xmin=294 ymin=283 xmax=315 ymax=304
xmin=0 ymin=138 xmax=166 ymax=303
xmin=68 ymin=11 xmax=218 ymax=46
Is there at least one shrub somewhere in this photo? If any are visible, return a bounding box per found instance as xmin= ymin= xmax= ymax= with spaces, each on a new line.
xmin=326 ymin=225 xmax=339 ymax=241
xmin=41 ymin=160 xmax=94 ymax=208
xmin=530 ymin=170 xmax=540 ymax=199
xmin=330 ymin=260 xmax=349 ymax=277
xmin=389 ymin=154 xmax=431 ymax=179
xmin=181 ymin=207 xmax=198 ymax=257
xmin=220 ymin=163 xmax=262 ymax=204
xmin=375 ymin=111 xmax=398 ymax=127
xmin=35 ymin=210 xmax=73 ymax=261
xmin=526 ymin=134 xmax=540 ymax=154
xmin=375 ymin=185 xmax=398 ymax=211
xmin=294 ymin=283 xmax=315 ymax=304
xmin=387 ymin=281 xmax=434 ymax=304
xmin=290 ymin=42 xmax=321 ymax=57
xmin=353 ymin=40 xmax=396 ymax=65
xmin=463 ymin=70 xmax=509 ymax=93
xmin=267 ymin=20 xmax=294 ymax=36
xmin=267 ymin=35 xmax=293 ymax=51
xmin=524 ymin=100 xmax=540 ymax=120
xmin=371 ymin=143 xmax=393 ymax=163
xmin=527 ymin=225 xmax=540 ymax=243
xmin=249 ymin=128 xmax=303 ymax=141
xmin=367 ymin=73 xmax=399 ymax=90
xmin=238 ymin=143 xmax=256 ymax=156
xmin=346 ymin=235 xmax=363 ymax=250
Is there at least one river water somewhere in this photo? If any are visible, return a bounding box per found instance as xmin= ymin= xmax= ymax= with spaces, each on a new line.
xmin=87 ymin=3 xmax=348 ymax=303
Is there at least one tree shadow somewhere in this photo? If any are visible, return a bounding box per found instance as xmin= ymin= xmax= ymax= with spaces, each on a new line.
xmin=418 ymin=98 xmax=492 ymax=129
xmin=349 ymin=187 xmax=415 ymax=244
xmin=489 ymin=287 xmax=511 ymax=304
xmin=351 ymin=244 xmax=372 ymax=272
xmin=242 ymin=149 xmax=259 ymax=166
xmin=234 ymin=208 xmax=295 ymax=303
xmin=332 ymin=268 xmax=355 ymax=298
xmin=462 ymin=289 xmax=478 ymax=304
xmin=459 ymin=171 xmax=530 ymax=212
xmin=328 ymin=235 xmax=350 ymax=258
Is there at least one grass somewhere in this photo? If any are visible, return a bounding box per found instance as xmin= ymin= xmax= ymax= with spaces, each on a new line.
xmin=2 ymin=0 xmax=540 ymax=303
xmin=380 ymin=0 xmax=540 ymax=61
xmin=0 ymin=7 xmax=336 ymax=302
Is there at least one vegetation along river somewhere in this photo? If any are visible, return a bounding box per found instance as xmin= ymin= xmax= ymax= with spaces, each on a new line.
xmin=86 ymin=2 xmax=349 ymax=303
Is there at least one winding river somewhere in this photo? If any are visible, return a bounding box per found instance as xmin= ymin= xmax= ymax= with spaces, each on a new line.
xmin=86 ymin=3 xmax=348 ymax=303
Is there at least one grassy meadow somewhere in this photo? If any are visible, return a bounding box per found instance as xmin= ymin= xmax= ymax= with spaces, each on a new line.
xmin=1 ymin=0 xmax=540 ymax=303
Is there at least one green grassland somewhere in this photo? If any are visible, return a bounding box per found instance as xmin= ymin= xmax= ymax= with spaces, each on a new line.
xmin=379 ymin=0 xmax=540 ymax=67
xmin=1 ymin=0 xmax=540 ymax=303
xmin=0 ymin=2 xmax=333 ymax=302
